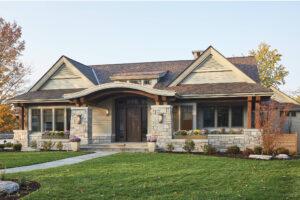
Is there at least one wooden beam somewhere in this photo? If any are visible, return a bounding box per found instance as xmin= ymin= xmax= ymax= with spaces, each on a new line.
xmin=75 ymin=98 xmax=80 ymax=107
xmin=247 ymin=96 xmax=252 ymax=129
xmin=80 ymin=97 xmax=87 ymax=107
xmin=161 ymin=96 xmax=168 ymax=105
xmin=87 ymin=90 xmax=156 ymax=101
xmin=154 ymin=95 xmax=160 ymax=105
xmin=255 ymin=96 xmax=261 ymax=129
xmin=19 ymin=106 xmax=24 ymax=130
xmin=24 ymin=107 xmax=28 ymax=130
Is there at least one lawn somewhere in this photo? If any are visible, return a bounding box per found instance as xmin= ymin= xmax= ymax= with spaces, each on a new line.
xmin=5 ymin=153 xmax=300 ymax=200
xmin=0 ymin=151 xmax=89 ymax=169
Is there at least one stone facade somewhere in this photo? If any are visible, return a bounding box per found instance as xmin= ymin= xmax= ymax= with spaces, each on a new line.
xmin=13 ymin=130 xmax=30 ymax=148
xmin=208 ymin=135 xmax=245 ymax=152
xmin=243 ymin=129 xmax=263 ymax=150
xmin=70 ymin=107 xmax=92 ymax=145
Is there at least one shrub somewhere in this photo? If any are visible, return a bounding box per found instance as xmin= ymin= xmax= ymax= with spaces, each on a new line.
xmin=226 ymin=145 xmax=240 ymax=154
xmin=242 ymin=148 xmax=254 ymax=157
xmin=30 ymin=140 xmax=37 ymax=148
xmin=167 ymin=143 xmax=174 ymax=152
xmin=5 ymin=142 xmax=13 ymax=148
xmin=18 ymin=176 xmax=27 ymax=186
xmin=41 ymin=141 xmax=54 ymax=151
xmin=0 ymin=144 xmax=4 ymax=149
xmin=203 ymin=144 xmax=217 ymax=155
xmin=275 ymin=147 xmax=289 ymax=155
xmin=262 ymin=148 xmax=272 ymax=155
xmin=254 ymin=146 xmax=263 ymax=154
xmin=183 ymin=139 xmax=195 ymax=153
xmin=56 ymin=142 xmax=63 ymax=151
xmin=221 ymin=128 xmax=226 ymax=134
xmin=13 ymin=143 xmax=22 ymax=151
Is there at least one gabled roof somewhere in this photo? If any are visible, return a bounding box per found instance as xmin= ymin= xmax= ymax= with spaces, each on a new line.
xmin=270 ymin=86 xmax=299 ymax=104
xmin=29 ymin=56 xmax=98 ymax=91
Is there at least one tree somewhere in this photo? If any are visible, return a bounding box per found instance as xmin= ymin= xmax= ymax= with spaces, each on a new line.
xmin=257 ymin=100 xmax=292 ymax=155
xmin=249 ymin=42 xmax=289 ymax=88
xmin=0 ymin=104 xmax=17 ymax=133
xmin=0 ymin=17 xmax=30 ymax=104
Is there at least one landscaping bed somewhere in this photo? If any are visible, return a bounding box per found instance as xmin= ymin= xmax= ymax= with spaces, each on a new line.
xmin=41 ymin=135 xmax=69 ymax=139
xmin=0 ymin=179 xmax=40 ymax=200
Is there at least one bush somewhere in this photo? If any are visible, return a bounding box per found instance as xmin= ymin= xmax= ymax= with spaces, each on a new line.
xmin=0 ymin=144 xmax=4 ymax=149
xmin=254 ymin=146 xmax=263 ymax=154
xmin=167 ymin=143 xmax=174 ymax=152
xmin=5 ymin=142 xmax=13 ymax=148
xmin=242 ymin=148 xmax=254 ymax=157
xmin=41 ymin=141 xmax=55 ymax=151
xmin=226 ymin=145 xmax=240 ymax=154
xmin=203 ymin=144 xmax=217 ymax=155
xmin=13 ymin=144 xmax=22 ymax=151
xmin=18 ymin=176 xmax=27 ymax=186
xmin=275 ymin=147 xmax=289 ymax=155
xmin=56 ymin=142 xmax=63 ymax=151
xmin=30 ymin=140 xmax=37 ymax=148
xmin=183 ymin=139 xmax=195 ymax=153
xmin=262 ymin=148 xmax=272 ymax=155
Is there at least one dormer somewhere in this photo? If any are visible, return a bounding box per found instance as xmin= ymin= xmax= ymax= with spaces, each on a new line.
xmin=109 ymin=70 xmax=168 ymax=87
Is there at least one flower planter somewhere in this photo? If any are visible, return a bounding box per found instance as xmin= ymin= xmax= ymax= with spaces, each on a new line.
xmin=42 ymin=135 xmax=69 ymax=139
xmin=174 ymin=135 xmax=207 ymax=139
xmin=147 ymin=142 xmax=156 ymax=152
xmin=71 ymin=142 xmax=80 ymax=152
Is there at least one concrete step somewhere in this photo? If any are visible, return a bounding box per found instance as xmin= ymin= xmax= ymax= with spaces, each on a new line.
xmin=80 ymin=143 xmax=148 ymax=152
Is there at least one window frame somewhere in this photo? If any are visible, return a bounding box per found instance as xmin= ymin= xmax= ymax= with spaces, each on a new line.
xmin=29 ymin=106 xmax=72 ymax=132
xmin=172 ymin=103 xmax=197 ymax=131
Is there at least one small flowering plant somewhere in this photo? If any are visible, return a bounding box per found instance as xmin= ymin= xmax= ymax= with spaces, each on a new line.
xmin=147 ymin=137 xmax=157 ymax=143
xmin=70 ymin=137 xmax=81 ymax=142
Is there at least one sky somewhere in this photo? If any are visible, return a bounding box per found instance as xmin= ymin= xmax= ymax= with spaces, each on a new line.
xmin=0 ymin=1 xmax=300 ymax=92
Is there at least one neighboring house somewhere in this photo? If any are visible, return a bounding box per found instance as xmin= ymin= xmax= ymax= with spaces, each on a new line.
xmin=9 ymin=46 xmax=281 ymax=151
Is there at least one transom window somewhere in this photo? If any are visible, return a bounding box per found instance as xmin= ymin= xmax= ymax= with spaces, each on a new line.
xmin=30 ymin=107 xmax=71 ymax=132
xmin=173 ymin=104 xmax=196 ymax=131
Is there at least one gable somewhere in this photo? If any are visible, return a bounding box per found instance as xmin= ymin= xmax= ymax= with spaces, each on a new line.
xmin=270 ymin=86 xmax=299 ymax=104
xmin=169 ymin=46 xmax=256 ymax=87
xmin=180 ymin=56 xmax=245 ymax=84
xmin=30 ymin=56 xmax=95 ymax=91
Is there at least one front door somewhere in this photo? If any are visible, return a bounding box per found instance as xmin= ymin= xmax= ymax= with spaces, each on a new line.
xmin=116 ymin=97 xmax=147 ymax=142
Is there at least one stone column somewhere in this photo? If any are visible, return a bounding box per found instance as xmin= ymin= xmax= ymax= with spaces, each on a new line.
xmin=70 ymin=107 xmax=92 ymax=145
xmin=13 ymin=130 xmax=30 ymax=148
xmin=150 ymin=105 xmax=173 ymax=150
xmin=243 ymin=129 xmax=263 ymax=149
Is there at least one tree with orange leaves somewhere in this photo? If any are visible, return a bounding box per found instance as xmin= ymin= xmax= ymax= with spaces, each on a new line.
xmin=0 ymin=104 xmax=16 ymax=133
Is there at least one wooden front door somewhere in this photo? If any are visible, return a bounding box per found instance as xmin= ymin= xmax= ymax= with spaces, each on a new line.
xmin=116 ymin=97 xmax=147 ymax=142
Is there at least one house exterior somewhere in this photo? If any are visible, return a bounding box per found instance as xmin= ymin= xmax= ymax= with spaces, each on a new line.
xmin=10 ymin=46 xmax=291 ymax=152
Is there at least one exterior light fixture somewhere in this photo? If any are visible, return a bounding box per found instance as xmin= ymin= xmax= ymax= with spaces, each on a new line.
xmin=159 ymin=113 xmax=163 ymax=123
xmin=76 ymin=115 xmax=81 ymax=124
xmin=105 ymin=108 xmax=110 ymax=116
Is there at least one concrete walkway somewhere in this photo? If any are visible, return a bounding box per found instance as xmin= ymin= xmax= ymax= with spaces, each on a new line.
xmin=0 ymin=151 xmax=117 ymax=174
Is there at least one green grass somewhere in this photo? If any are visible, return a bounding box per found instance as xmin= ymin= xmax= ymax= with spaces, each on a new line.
xmin=0 ymin=151 xmax=89 ymax=169
xmin=5 ymin=153 xmax=300 ymax=200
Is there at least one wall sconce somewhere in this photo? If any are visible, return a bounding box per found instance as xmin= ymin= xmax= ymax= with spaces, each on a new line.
xmin=76 ymin=115 xmax=81 ymax=124
xmin=105 ymin=108 xmax=110 ymax=116
xmin=159 ymin=113 xmax=163 ymax=123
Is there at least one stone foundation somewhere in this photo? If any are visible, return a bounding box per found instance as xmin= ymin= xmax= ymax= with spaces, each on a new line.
xmin=13 ymin=130 xmax=30 ymax=148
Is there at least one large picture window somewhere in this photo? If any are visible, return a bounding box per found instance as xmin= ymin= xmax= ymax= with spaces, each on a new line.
xmin=43 ymin=109 xmax=53 ymax=131
xmin=172 ymin=104 xmax=195 ymax=131
xmin=217 ymin=107 xmax=229 ymax=127
xmin=31 ymin=109 xmax=41 ymax=132
xmin=203 ymin=107 xmax=215 ymax=127
xmin=231 ymin=106 xmax=243 ymax=127
xmin=55 ymin=109 xmax=64 ymax=131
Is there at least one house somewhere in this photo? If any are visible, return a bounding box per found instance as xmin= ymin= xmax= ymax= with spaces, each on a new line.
xmin=10 ymin=46 xmax=297 ymax=152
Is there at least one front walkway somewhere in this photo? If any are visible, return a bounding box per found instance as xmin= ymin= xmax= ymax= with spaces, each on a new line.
xmin=0 ymin=151 xmax=116 ymax=174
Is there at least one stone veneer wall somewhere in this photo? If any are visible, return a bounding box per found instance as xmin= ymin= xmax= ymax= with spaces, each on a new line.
xmin=70 ymin=107 xmax=92 ymax=145
xmin=13 ymin=130 xmax=30 ymax=148
xmin=149 ymin=105 xmax=262 ymax=152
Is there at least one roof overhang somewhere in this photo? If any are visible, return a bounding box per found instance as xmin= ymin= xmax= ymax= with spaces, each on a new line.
xmin=63 ymin=82 xmax=177 ymax=99
xmin=180 ymin=92 xmax=274 ymax=99
xmin=8 ymin=99 xmax=70 ymax=104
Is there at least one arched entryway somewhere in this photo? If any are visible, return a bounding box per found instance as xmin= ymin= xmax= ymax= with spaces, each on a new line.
xmin=115 ymin=97 xmax=148 ymax=142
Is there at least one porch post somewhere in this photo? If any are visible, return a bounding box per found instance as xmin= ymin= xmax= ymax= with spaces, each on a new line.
xmin=255 ymin=96 xmax=261 ymax=129
xmin=24 ymin=107 xmax=28 ymax=130
xmin=19 ymin=106 xmax=24 ymax=130
xmin=247 ymin=96 xmax=252 ymax=129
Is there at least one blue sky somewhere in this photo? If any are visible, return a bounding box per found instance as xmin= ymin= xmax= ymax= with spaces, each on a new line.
xmin=0 ymin=1 xmax=299 ymax=91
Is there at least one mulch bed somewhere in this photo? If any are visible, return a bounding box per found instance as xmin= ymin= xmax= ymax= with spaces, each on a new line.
xmin=0 ymin=179 xmax=40 ymax=200
xmin=160 ymin=152 xmax=300 ymax=160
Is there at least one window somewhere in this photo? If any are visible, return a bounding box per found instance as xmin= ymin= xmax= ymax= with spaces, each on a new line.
xmin=180 ymin=105 xmax=193 ymax=130
xmin=203 ymin=107 xmax=215 ymax=127
xmin=143 ymin=80 xmax=151 ymax=85
xmin=31 ymin=109 xmax=41 ymax=132
xmin=231 ymin=106 xmax=243 ymax=127
xmin=43 ymin=109 xmax=53 ymax=131
xmin=217 ymin=107 xmax=229 ymax=127
xmin=67 ymin=108 xmax=71 ymax=130
xmin=129 ymin=80 xmax=141 ymax=84
xmin=55 ymin=109 xmax=64 ymax=131
xmin=172 ymin=104 xmax=195 ymax=130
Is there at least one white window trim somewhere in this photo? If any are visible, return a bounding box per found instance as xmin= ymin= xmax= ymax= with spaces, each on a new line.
xmin=29 ymin=106 xmax=72 ymax=133
xmin=173 ymin=103 xmax=197 ymax=130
